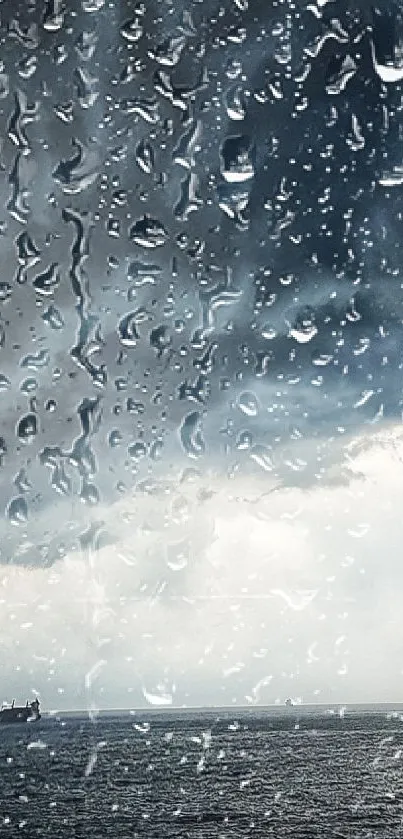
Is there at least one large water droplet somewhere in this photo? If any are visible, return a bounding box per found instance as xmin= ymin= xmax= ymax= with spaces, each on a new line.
xmin=17 ymin=412 xmax=38 ymax=443
xmin=220 ymin=135 xmax=255 ymax=183
xmin=129 ymin=215 xmax=168 ymax=248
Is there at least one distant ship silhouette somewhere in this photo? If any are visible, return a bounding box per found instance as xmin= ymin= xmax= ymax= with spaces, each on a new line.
xmin=0 ymin=698 xmax=41 ymax=724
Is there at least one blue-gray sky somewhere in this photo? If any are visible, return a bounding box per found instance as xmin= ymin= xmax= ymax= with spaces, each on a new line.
xmin=0 ymin=0 xmax=403 ymax=709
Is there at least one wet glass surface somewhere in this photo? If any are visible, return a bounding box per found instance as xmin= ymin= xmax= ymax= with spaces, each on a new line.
xmin=1 ymin=0 xmax=403 ymax=833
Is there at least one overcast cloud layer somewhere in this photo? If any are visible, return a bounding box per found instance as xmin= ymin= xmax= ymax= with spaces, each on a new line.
xmin=0 ymin=0 xmax=403 ymax=709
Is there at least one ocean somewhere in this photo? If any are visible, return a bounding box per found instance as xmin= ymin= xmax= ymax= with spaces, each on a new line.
xmin=1 ymin=708 xmax=403 ymax=837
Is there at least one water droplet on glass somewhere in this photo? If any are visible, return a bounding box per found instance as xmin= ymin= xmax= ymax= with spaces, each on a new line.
xmin=142 ymin=685 xmax=173 ymax=706
xmin=128 ymin=441 xmax=147 ymax=460
xmin=20 ymin=378 xmax=38 ymax=394
xmin=129 ymin=215 xmax=168 ymax=249
xmin=42 ymin=304 xmax=64 ymax=330
xmin=17 ymin=412 xmax=37 ymax=443
xmin=220 ymin=135 xmax=255 ymax=183
xmin=108 ymin=429 xmax=122 ymax=448
xmin=179 ymin=411 xmax=205 ymax=458
xmin=7 ymin=495 xmax=28 ymax=525
xmin=0 ymin=374 xmax=11 ymax=392
xmin=33 ymin=263 xmax=60 ymax=296
xmin=135 ymin=139 xmax=154 ymax=175
xmin=149 ymin=325 xmax=171 ymax=357
xmin=120 ymin=17 xmax=143 ymax=43
xmin=166 ymin=539 xmax=189 ymax=571
xmin=238 ymin=391 xmax=259 ymax=417
xmin=250 ymin=444 xmax=273 ymax=472
xmin=82 ymin=0 xmax=105 ymax=11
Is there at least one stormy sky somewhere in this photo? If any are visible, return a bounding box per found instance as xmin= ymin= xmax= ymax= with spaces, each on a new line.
xmin=1 ymin=0 xmax=403 ymax=710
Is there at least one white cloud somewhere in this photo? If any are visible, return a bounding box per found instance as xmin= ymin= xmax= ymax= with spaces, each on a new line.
xmin=1 ymin=423 xmax=403 ymax=710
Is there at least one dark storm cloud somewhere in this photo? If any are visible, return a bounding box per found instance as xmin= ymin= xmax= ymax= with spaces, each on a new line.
xmin=0 ymin=0 xmax=401 ymax=566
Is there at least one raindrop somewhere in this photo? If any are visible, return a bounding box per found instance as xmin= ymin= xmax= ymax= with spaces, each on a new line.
xmin=148 ymin=35 xmax=187 ymax=67
xmin=220 ymin=135 xmax=255 ymax=183
xmin=166 ymin=539 xmax=189 ymax=571
xmin=150 ymin=325 xmax=171 ymax=357
xmin=236 ymin=430 xmax=253 ymax=450
xmin=225 ymin=85 xmax=246 ymax=121
xmin=20 ymin=350 xmax=50 ymax=370
xmin=0 ymin=283 xmax=12 ymax=302
xmin=128 ymin=441 xmax=147 ymax=460
xmin=250 ymin=444 xmax=273 ymax=472
xmin=82 ymin=0 xmax=105 ymax=11
xmin=43 ymin=0 xmax=65 ymax=31
xmin=7 ymin=495 xmax=28 ymax=525
xmin=237 ymin=391 xmax=259 ymax=417
xmin=20 ymin=378 xmax=38 ymax=394
xmin=80 ymin=481 xmax=100 ymax=505
xmin=129 ymin=215 xmax=168 ymax=249
xmin=117 ymin=311 xmax=145 ymax=347
xmin=42 ymin=305 xmax=64 ymax=330
xmin=142 ymin=686 xmax=173 ymax=706
xmin=179 ymin=411 xmax=205 ymax=458
xmin=33 ymin=263 xmax=60 ymax=296
xmin=17 ymin=412 xmax=37 ymax=443
xmin=135 ymin=139 xmax=154 ymax=175
xmin=121 ymin=17 xmax=143 ymax=42
xmin=108 ymin=429 xmax=122 ymax=448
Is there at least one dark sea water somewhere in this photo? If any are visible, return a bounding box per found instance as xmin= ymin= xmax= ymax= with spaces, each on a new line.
xmin=1 ymin=709 xmax=403 ymax=838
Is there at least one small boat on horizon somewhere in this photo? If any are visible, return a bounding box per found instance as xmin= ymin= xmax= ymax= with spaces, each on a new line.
xmin=0 ymin=698 xmax=41 ymax=724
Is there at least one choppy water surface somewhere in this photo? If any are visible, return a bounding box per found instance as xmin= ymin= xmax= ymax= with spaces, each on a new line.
xmin=1 ymin=711 xmax=403 ymax=837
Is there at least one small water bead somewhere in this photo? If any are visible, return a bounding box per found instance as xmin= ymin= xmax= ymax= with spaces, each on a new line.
xmin=237 ymin=391 xmax=259 ymax=417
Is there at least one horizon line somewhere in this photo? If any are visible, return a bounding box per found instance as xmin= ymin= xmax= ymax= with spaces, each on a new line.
xmin=43 ymin=700 xmax=403 ymax=715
